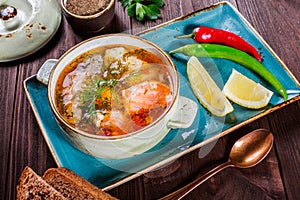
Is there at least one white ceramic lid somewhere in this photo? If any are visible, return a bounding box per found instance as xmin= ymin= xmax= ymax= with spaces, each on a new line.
xmin=0 ymin=0 xmax=61 ymax=62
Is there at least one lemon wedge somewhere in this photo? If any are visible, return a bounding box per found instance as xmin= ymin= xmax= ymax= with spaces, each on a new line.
xmin=223 ymin=69 xmax=273 ymax=109
xmin=187 ymin=56 xmax=233 ymax=116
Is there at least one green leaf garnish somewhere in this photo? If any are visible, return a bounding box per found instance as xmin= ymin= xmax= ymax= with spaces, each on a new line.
xmin=144 ymin=4 xmax=161 ymax=20
xmin=119 ymin=0 xmax=164 ymax=21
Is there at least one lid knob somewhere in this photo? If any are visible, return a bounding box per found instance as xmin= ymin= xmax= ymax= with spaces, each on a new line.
xmin=0 ymin=5 xmax=21 ymax=30
xmin=0 ymin=5 xmax=17 ymax=20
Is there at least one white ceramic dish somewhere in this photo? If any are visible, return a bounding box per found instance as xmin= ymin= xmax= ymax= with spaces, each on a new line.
xmin=0 ymin=0 xmax=61 ymax=62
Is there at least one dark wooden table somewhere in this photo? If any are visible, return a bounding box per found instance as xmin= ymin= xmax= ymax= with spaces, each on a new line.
xmin=1 ymin=0 xmax=300 ymax=199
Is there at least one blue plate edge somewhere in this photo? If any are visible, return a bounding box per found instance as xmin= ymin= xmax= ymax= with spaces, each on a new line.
xmin=23 ymin=75 xmax=63 ymax=167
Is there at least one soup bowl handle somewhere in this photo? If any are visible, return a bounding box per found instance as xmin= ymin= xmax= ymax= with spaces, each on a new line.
xmin=37 ymin=59 xmax=58 ymax=85
xmin=167 ymin=96 xmax=198 ymax=129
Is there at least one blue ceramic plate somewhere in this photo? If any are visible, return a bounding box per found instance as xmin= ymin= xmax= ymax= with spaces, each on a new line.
xmin=24 ymin=2 xmax=300 ymax=191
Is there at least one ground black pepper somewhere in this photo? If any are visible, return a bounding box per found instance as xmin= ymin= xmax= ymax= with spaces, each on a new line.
xmin=65 ymin=0 xmax=110 ymax=16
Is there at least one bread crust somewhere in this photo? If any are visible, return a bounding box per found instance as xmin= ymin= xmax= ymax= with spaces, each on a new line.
xmin=43 ymin=168 xmax=118 ymax=200
xmin=16 ymin=166 xmax=67 ymax=200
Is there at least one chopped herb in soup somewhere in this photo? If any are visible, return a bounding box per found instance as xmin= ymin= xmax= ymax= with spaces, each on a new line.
xmin=55 ymin=45 xmax=173 ymax=136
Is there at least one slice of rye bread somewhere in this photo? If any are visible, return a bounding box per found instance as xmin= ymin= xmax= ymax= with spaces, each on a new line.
xmin=43 ymin=168 xmax=118 ymax=200
xmin=16 ymin=166 xmax=67 ymax=200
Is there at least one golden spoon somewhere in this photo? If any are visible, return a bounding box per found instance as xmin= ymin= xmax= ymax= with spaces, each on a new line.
xmin=159 ymin=128 xmax=274 ymax=200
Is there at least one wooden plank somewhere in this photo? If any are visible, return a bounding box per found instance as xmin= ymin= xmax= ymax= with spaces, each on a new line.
xmin=0 ymin=65 xmax=18 ymax=200
xmin=268 ymin=102 xmax=300 ymax=199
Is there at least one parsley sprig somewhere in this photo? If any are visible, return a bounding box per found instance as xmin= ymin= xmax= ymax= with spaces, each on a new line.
xmin=120 ymin=0 xmax=164 ymax=21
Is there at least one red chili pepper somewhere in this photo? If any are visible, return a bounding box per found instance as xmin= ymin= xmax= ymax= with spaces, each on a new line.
xmin=177 ymin=26 xmax=262 ymax=61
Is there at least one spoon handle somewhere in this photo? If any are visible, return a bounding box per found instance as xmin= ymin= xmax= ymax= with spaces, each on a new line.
xmin=159 ymin=161 xmax=233 ymax=200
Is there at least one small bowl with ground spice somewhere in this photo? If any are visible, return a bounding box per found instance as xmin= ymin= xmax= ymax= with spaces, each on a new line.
xmin=61 ymin=0 xmax=115 ymax=34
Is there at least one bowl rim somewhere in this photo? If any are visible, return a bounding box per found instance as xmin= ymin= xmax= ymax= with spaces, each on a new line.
xmin=48 ymin=33 xmax=179 ymax=140
xmin=60 ymin=0 xmax=115 ymax=19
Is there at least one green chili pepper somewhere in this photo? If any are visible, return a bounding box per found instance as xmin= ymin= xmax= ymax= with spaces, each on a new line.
xmin=169 ymin=43 xmax=287 ymax=101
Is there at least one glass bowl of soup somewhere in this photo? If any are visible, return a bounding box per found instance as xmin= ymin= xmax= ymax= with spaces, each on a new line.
xmin=37 ymin=34 xmax=198 ymax=159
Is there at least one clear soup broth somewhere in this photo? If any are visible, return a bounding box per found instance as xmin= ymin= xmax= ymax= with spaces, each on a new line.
xmin=55 ymin=44 xmax=174 ymax=136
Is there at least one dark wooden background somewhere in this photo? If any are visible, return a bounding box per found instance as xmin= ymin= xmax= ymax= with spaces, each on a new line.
xmin=1 ymin=0 xmax=300 ymax=199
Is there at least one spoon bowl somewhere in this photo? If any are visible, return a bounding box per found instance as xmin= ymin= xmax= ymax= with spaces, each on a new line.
xmin=230 ymin=128 xmax=274 ymax=168
xmin=160 ymin=128 xmax=274 ymax=200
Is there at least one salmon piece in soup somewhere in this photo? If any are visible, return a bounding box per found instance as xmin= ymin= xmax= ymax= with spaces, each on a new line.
xmin=123 ymin=80 xmax=172 ymax=127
